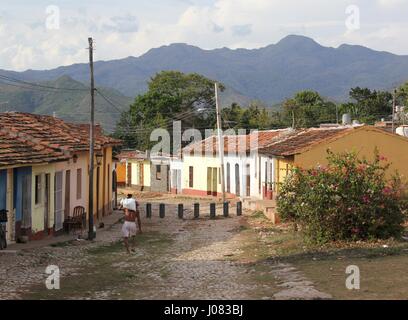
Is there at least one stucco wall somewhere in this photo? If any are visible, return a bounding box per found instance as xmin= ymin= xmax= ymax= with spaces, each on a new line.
xmin=31 ymin=164 xmax=55 ymax=234
xmin=150 ymin=163 xmax=170 ymax=192
xmin=294 ymin=127 xmax=408 ymax=180
xmin=182 ymin=154 xmax=221 ymax=194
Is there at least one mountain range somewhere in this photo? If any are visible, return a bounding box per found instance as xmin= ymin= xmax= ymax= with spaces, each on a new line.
xmin=1 ymin=35 xmax=408 ymax=130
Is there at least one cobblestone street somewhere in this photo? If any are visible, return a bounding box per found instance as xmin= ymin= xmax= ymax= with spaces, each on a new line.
xmin=0 ymin=200 xmax=330 ymax=300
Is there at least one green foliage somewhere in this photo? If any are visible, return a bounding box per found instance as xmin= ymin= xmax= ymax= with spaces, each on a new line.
xmin=280 ymin=91 xmax=337 ymax=128
xmin=114 ymin=71 xmax=222 ymax=150
xmin=221 ymin=102 xmax=271 ymax=132
xmin=339 ymin=87 xmax=393 ymax=124
xmin=277 ymin=150 xmax=408 ymax=244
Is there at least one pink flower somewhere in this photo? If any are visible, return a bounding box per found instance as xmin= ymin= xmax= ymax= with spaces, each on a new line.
xmin=362 ymin=195 xmax=370 ymax=204
xmin=351 ymin=228 xmax=360 ymax=234
xmin=357 ymin=164 xmax=367 ymax=172
xmin=382 ymin=187 xmax=392 ymax=195
xmin=379 ymin=155 xmax=388 ymax=161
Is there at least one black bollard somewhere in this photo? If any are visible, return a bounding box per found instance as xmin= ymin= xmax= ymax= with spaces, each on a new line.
xmin=223 ymin=201 xmax=229 ymax=217
xmin=210 ymin=203 xmax=216 ymax=219
xmin=236 ymin=201 xmax=242 ymax=216
xmin=159 ymin=203 xmax=165 ymax=218
xmin=178 ymin=204 xmax=184 ymax=219
xmin=146 ymin=203 xmax=152 ymax=218
xmin=194 ymin=203 xmax=200 ymax=219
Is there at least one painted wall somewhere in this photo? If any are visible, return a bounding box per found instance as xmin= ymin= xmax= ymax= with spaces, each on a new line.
xmin=182 ymin=152 xmax=273 ymax=199
xmin=31 ymin=164 xmax=55 ymax=235
xmin=127 ymin=159 xmax=151 ymax=188
xmin=116 ymin=162 xmax=126 ymax=185
xmin=294 ymin=127 xmax=408 ymax=180
xmin=143 ymin=160 xmax=151 ymax=187
xmin=182 ymin=154 xmax=222 ymax=196
xmin=274 ymin=157 xmax=294 ymax=192
xmin=0 ymin=170 xmax=6 ymax=210
xmin=13 ymin=166 xmax=32 ymax=222
xmin=150 ymin=163 xmax=170 ymax=192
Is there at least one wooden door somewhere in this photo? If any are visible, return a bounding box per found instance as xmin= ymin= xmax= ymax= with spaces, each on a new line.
xmin=235 ymin=164 xmax=240 ymax=196
xmin=54 ymin=172 xmax=63 ymax=231
xmin=44 ymin=174 xmax=50 ymax=233
xmin=246 ymin=164 xmax=250 ymax=197
xmin=96 ymin=167 xmax=100 ymax=219
xmin=127 ymin=163 xmax=132 ymax=186
xmin=177 ymin=170 xmax=181 ymax=194
xmin=21 ymin=175 xmax=32 ymax=231
xmin=212 ymin=168 xmax=217 ymax=196
xmin=139 ymin=163 xmax=144 ymax=186
xmin=207 ymin=168 xmax=212 ymax=195
xmin=64 ymin=170 xmax=70 ymax=219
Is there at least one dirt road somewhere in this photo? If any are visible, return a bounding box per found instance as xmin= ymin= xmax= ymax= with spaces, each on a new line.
xmin=0 ymin=201 xmax=330 ymax=300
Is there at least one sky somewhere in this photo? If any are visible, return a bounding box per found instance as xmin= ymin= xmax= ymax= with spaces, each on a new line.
xmin=1 ymin=0 xmax=408 ymax=71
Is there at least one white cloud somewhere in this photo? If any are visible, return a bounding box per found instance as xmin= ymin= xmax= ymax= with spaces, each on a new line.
xmin=377 ymin=0 xmax=408 ymax=7
xmin=1 ymin=0 xmax=408 ymax=71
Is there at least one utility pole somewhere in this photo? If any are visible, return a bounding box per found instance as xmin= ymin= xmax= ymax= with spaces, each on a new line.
xmin=88 ymin=37 xmax=96 ymax=240
xmin=215 ymin=82 xmax=226 ymax=203
xmin=392 ymin=89 xmax=397 ymax=134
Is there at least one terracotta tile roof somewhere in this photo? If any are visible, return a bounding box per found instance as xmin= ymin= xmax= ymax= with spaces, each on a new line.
xmin=0 ymin=130 xmax=69 ymax=166
xmin=117 ymin=150 xmax=147 ymax=161
xmin=182 ymin=129 xmax=290 ymax=155
xmin=0 ymin=112 xmax=122 ymax=167
xmin=0 ymin=112 xmax=121 ymax=152
xmin=259 ymin=127 xmax=355 ymax=156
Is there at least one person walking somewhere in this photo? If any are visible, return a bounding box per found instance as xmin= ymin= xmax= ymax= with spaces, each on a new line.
xmin=119 ymin=194 xmax=142 ymax=254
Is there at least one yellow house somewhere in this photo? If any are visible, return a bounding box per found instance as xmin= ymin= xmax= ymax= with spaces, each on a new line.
xmin=117 ymin=150 xmax=151 ymax=190
xmin=259 ymin=126 xmax=408 ymax=192
xmin=0 ymin=112 xmax=120 ymax=242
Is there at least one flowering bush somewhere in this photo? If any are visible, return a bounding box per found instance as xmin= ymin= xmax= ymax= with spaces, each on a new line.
xmin=277 ymin=149 xmax=408 ymax=244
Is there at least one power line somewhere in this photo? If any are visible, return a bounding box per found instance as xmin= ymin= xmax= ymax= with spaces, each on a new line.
xmin=0 ymin=74 xmax=89 ymax=92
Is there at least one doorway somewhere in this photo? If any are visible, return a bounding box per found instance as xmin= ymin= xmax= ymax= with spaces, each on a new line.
xmin=54 ymin=172 xmax=63 ymax=231
xmin=44 ymin=174 xmax=50 ymax=234
xmin=64 ymin=170 xmax=70 ymax=219
xmin=96 ymin=166 xmax=100 ymax=219
xmin=139 ymin=163 xmax=144 ymax=187
xmin=235 ymin=164 xmax=240 ymax=196
xmin=21 ymin=175 xmax=32 ymax=235
xmin=245 ymin=164 xmax=250 ymax=197
xmin=207 ymin=167 xmax=218 ymax=196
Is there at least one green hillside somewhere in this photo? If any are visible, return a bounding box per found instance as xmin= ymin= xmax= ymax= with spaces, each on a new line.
xmin=0 ymin=76 xmax=133 ymax=132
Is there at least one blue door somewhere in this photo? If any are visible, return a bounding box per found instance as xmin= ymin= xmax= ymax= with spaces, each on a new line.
xmin=13 ymin=167 xmax=32 ymax=237
xmin=0 ymin=170 xmax=6 ymax=211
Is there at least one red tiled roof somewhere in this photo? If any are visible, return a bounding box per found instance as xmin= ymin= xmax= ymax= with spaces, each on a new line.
xmin=183 ymin=130 xmax=289 ymax=155
xmin=0 ymin=112 xmax=121 ymax=152
xmin=259 ymin=127 xmax=355 ymax=156
xmin=0 ymin=130 xmax=69 ymax=166
xmin=0 ymin=112 xmax=122 ymax=167
xmin=117 ymin=150 xmax=147 ymax=161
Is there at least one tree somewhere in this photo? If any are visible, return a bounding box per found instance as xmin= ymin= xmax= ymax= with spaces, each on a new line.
xmin=339 ymin=87 xmax=393 ymax=124
xmin=221 ymin=102 xmax=272 ymax=132
xmin=281 ymin=91 xmax=337 ymax=128
xmin=114 ymin=71 xmax=223 ymax=150
xmin=277 ymin=150 xmax=408 ymax=244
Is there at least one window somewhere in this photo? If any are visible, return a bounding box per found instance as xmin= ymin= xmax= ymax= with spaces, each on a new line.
xmin=226 ymin=163 xmax=231 ymax=193
xmin=76 ymin=168 xmax=82 ymax=200
xmin=35 ymin=174 xmax=42 ymax=205
xmin=156 ymin=165 xmax=161 ymax=180
xmin=235 ymin=164 xmax=240 ymax=196
xmin=265 ymin=161 xmax=268 ymax=183
xmin=189 ymin=166 xmax=194 ymax=188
